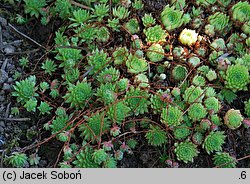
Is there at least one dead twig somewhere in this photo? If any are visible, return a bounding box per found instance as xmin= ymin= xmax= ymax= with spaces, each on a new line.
xmin=4 ymin=48 xmax=40 ymax=56
xmin=8 ymin=23 xmax=46 ymax=50
xmin=0 ymin=117 xmax=31 ymax=121
xmin=70 ymin=0 xmax=92 ymax=10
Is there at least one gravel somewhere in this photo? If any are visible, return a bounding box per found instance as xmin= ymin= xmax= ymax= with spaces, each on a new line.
xmin=0 ymin=69 xmax=8 ymax=83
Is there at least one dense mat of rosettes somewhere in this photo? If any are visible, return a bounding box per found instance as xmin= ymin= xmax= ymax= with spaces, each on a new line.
xmin=6 ymin=0 xmax=250 ymax=168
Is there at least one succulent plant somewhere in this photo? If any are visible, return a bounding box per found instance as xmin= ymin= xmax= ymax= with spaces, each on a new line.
xmin=173 ymin=46 xmax=185 ymax=58
xmin=191 ymin=16 xmax=203 ymax=28
xmin=92 ymin=3 xmax=109 ymax=22
xmin=245 ymin=99 xmax=250 ymax=117
xmin=161 ymin=5 xmax=189 ymax=31
xmin=150 ymin=90 xmax=169 ymax=114
xmin=192 ymin=132 xmax=204 ymax=145
xmin=97 ymin=67 xmax=120 ymax=84
xmin=208 ymin=12 xmax=230 ymax=34
xmin=134 ymin=73 xmax=149 ymax=88
xmin=12 ymin=75 xmax=38 ymax=105
xmin=92 ymin=149 xmax=108 ymax=165
xmin=210 ymin=38 xmax=226 ymax=51
xmin=23 ymin=0 xmax=46 ymax=18
xmin=132 ymin=0 xmax=144 ymax=10
xmin=125 ymin=87 xmax=150 ymax=116
xmin=145 ymin=125 xmax=167 ymax=146
xmin=112 ymin=47 xmax=129 ymax=65
xmin=204 ymin=87 xmax=216 ymax=98
xmin=7 ymin=152 xmax=28 ymax=168
xmin=188 ymin=103 xmax=207 ymax=121
xmin=69 ymin=9 xmax=91 ymax=27
xmin=209 ymin=51 xmax=224 ymax=64
xmin=188 ymin=56 xmax=201 ymax=67
xmin=203 ymin=131 xmax=226 ymax=154
xmin=54 ymin=0 xmax=72 ymax=19
xmin=171 ymin=87 xmax=181 ymax=97
xmin=142 ymin=13 xmax=155 ymax=27
xmin=19 ymin=57 xmax=29 ymax=68
xmin=97 ymin=83 xmax=116 ymax=104
xmin=224 ymin=109 xmax=243 ymax=130
xmin=64 ymin=81 xmax=93 ymax=109
xmin=107 ymin=18 xmax=120 ymax=31
xmin=63 ymin=68 xmax=80 ymax=84
xmin=87 ymin=49 xmax=111 ymax=75
xmin=195 ymin=46 xmax=207 ymax=57
xmin=124 ymin=18 xmax=139 ymax=34
xmin=25 ymin=98 xmax=37 ymax=112
xmin=74 ymin=23 xmax=97 ymax=44
xmin=227 ymin=33 xmax=247 ymax=57
xmin=204 ymin=97 xmax=221 ymax=114
xmin=38 ymin=101 xmax=52 ymax=115
xmin=235 ymin=54 xmax=250 ymax=71
xmin=116 ymin=78 xmax=129 ymax=92
xmin=171 ymin=0 xmax=186 ymax=10
xmin=73 ymin=146 xmax=99 ymax=168
xmin=146 ymin=44 xmax=165 ymax=62
xmin=56 ymin=48 xmax=82 ymax=69
xmin=211 ymin=114 xmax=221 ymax=127
xmin=205 ymin=24 xmax=215 ymax=37
xmin=246 ymin=37 xmax=250 ymax=46
xmin=126 ymin=54 xmax=148 ymax=74
xmin=173 ymin=125 xmax=191 ymax=140
xmin=127 ymin=139 xmax=138 ymax=149
xmin=107 ymin=101 xmax=130 ymax=124
xmin=161 ymin=105 xmax=183 ymax=127
xmin=213 ymin=152 xmax=236 ymax=168
xmin=50 ymin=109 xmax=70 ymax=133
xmin=231 ymin=1 xmax=250 ymax=23
xmin=197 ymin=65 xmax=210 ymax=75
xmin=143 ymin=25 xmax=167 ymax=43
xmin=172 ymin=65 xmax=188 ymax=81
xmin=243 ymin=20 xmax=250 ymax=34
xmin=112 ymin=6 xmax=130 ymax=20
xmin=96 ymin=26 xmax=110 ymax=42
xmin=224 ymin=64 xmax=249 ymax=92
xmin=132 ymin=37 xmax=143 ymax=49
xmin=178 ymin=28 xmax=198 ymax=46
xmin=196 ymin=119 xmax=212 ymax=133
xmin=29 ymin=153 xmax=41 ymax=166
xmin=183 ymin=85 xmax=204 ymax=104
xmin=174 ymin=141 xmax=198 ymax=163
xmin=79 ymin=112 xmax=111 ymax=142
xmin=206 ymin=70 xmax=217 ymax=81
xmin=196 ymin=0 xmax=216 ymax=7
xmin=103 ymin=157 xmax=117 ymax=168
xmin=192 ymin=75 xmax=206 ymax=86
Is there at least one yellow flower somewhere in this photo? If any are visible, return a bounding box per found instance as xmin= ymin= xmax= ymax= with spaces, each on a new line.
xmin=178 ymin=28 xmax=198 ymax=46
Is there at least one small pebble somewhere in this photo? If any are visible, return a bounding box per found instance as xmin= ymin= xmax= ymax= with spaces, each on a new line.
xmin=7 ymin=78 xmax=13 ymax=83
xmin=0 ymin=95 xmax=5 ymax=102
xmin=0 ymin=121 xmax=5 ymax=127
xmin=3 ymin=83 xmax=11 ymax=92
xmin=38 ymin=160 xmax=48 ymax=167
xmin=4 ymin=46 xmax=15 ymax=54
xmin=6 ymin=63 xmax=15 ymax=72
xmin=0 ymin=17 xmax=7 ymax=26
xmin=0 ymin=69 xmax=8 ymax=83
xmin=0 ymin=136 xmax=5 ymax=147
xmin=0 ymin=126 xmax=4 ymax=133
